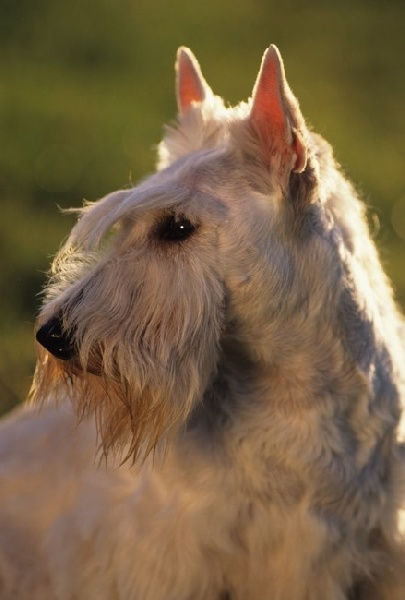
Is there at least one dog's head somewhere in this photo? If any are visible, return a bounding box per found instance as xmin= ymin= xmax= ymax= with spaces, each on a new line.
xmin=32 ymin=46 xmax=399 ymax=463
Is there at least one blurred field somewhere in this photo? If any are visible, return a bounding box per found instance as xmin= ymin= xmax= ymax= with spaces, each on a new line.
xmin=1 ymin=0 xmax=405 ymax=415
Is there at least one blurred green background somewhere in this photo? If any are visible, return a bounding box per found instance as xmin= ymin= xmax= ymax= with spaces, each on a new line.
xmin=1 ymin=0 xmax=405 ymax=415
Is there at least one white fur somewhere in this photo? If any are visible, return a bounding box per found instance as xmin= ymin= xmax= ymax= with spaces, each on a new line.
xmin=1 ymin=47 xmax=405 ymax=599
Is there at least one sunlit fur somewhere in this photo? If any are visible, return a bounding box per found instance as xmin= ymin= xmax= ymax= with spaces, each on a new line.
xmin=1 ymin=47 xmax=405 ymax=599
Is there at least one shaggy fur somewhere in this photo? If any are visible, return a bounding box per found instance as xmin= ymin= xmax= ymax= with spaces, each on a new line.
xmin=1 ymin=45 xmax=405 ymax=599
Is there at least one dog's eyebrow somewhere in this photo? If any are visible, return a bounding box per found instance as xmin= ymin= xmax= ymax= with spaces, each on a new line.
xmin=67 ymin=182 xmax=193 ymax=250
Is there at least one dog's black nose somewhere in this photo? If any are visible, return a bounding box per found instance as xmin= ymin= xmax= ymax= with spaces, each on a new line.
xmin=36 ymin=316 xmax=75 ymax=361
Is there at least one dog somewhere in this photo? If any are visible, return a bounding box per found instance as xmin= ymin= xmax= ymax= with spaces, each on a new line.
xmin=1 ymin=45 xmax=405 ymax=599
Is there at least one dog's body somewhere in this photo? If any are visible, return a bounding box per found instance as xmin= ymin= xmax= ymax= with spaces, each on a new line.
xmin=1 ymin=46 xmax=405 ymax=599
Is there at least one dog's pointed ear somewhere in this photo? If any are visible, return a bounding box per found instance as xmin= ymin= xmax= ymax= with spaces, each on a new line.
xmin=250 ymin=45 xmax=307 ymax=173
xmin=176 ymin=47 xmax=213 ymax=114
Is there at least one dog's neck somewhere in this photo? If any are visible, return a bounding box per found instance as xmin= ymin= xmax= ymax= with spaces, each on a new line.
xmin=188 ymin=318 xmax=376 ymax=470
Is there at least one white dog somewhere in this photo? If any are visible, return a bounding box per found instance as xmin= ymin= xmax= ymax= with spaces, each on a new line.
xmin=1 ymin=45 xmax=405 ymax=599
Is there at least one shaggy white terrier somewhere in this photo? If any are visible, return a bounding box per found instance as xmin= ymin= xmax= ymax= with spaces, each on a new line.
xmin=1 ymin=46 xmax=405 ymax=599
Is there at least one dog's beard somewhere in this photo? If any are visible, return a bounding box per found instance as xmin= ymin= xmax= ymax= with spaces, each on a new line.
xmin=30 ymin=320 xmax=220 ymax=463
xmin=32 ymin=237 xmax=225 ymax=462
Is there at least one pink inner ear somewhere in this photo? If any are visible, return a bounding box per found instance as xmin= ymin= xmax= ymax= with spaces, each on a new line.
xmin=251 ymin=55 xmax=286 ymax=136
xmin=250 ymin=46 xmax=289 ymax=141
xmin=177 ymin=48 xmax=206 ymax=114
xmin=250 ymin=45 xmax=308 ymax=173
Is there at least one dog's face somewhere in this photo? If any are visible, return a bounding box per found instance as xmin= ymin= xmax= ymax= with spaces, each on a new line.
xmin=33 ymin=157 xmax=231 ymax=459
xmin=32 ymin=46 xmax=337 ymax=460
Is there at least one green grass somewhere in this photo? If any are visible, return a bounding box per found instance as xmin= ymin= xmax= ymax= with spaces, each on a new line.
xmin=1 ymin=0 xmax=405 ymax=414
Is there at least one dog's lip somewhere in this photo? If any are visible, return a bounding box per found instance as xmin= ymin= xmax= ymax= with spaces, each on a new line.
xmin=79 ymin=361 xmax=103 ymax=377
xmin=64 ymin=352 xmax=104 ymax=378
xmin=70 ymin=361 xmax=101 ymax=378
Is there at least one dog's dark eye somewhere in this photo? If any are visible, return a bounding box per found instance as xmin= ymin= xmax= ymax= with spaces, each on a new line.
xmin=158 ymin=215 xmax=196 ymax=242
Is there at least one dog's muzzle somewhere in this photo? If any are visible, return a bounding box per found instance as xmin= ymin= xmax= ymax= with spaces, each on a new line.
xmin=36 ymin=316 xmax=75 ymax=361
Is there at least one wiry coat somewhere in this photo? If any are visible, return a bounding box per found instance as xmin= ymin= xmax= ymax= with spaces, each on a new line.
xmin=1 ymin=46 xmax=405 ymax=600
